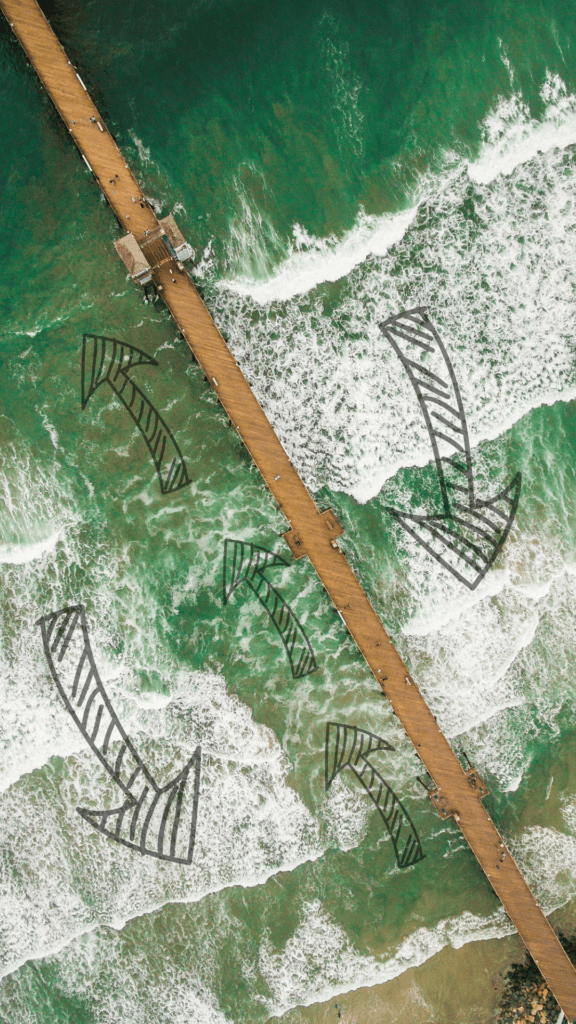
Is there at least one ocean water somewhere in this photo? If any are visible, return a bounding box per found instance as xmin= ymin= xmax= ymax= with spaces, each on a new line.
xmin=1 ymin=0 xmax=576 ymax=1020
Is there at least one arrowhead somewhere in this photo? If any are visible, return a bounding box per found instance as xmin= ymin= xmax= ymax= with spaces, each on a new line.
xmin=81 ymin=333 xmax=158 ymax=408
xmin=387 ymin=471 xmax=522 ymax=590
xmin=35 ymin=608 xmax=62 ymax=642
xmin=223 ymin=539 xmax=317 ymax=679
xmin=223 ymin=539 xmax=287 ymax=604
xmin=324 ymin=722 xmax=424 ymax=869
xmin=325 ymin=722 xmax=394 ymax=791
xmin=77 ymin=745 xmax=201 ymax=864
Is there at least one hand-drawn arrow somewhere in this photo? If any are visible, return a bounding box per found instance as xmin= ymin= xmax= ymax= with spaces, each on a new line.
xmin=37 ymin=604 xmax=201 ymax=864
xmin=379 ymin=307 xmax=521 ymax=590
xmin=81 ymin=333 xmax=191 ymax=495
xmin=223 ymin=539 xmax=317 ymax=679
xmin=325 ymin=722 xmax=424 ymax=869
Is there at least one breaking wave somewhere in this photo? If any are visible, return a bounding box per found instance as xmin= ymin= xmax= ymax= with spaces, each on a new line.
xmin=211 ymin=74 xmax=576 ymax=504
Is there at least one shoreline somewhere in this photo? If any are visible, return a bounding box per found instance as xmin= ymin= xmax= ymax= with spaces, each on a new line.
xmin=267 ymin=904 xmax=576 ymax=1024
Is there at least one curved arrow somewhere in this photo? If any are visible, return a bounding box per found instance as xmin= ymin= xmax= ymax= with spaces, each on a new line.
xmin=379 ymin=307 xmax=521 ymax=590
xmin=223 ymin=539 xmax=317 ymax=679
xmin=81 ymin=333 xmax=191 ymax=494
xmin=36 ymin=604 xmax=201 ymax=864
xmin=325 ymin=722 xmax=424 ymax=869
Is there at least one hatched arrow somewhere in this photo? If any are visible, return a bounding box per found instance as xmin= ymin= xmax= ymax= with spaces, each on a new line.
xmin=81 ymin=333 xmax=191 ymax=494
xmin=325 ymin=722 xmax=424 ymax=869
xmin=36 ymin=604 xmax=201 ymax=864
xmin=379 ymin=307 xmax=521 ymax=590
xmin=223 ymin=539 xmax=317 ymax=679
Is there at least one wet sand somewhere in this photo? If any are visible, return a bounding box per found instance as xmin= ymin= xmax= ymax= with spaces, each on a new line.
xmin=268 ymin=909 xmax=575 ymax=1024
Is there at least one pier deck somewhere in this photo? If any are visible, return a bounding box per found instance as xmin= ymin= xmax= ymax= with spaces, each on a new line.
xmin=2 ymin=0 xmax=575 ymax=1016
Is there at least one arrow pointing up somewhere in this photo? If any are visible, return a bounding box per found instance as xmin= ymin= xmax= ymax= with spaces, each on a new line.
xmin=379 ymin=308 xmax=521 ymax=590
xmin=325 ymin=722 xmax=424 ymax=869
xmin=223 ymin=539 xmax=317 ymax=679
xmin=81 ymin=333 xmax=191 ymax=495
xmin=37 ymin=605 xmax=201 ymax=864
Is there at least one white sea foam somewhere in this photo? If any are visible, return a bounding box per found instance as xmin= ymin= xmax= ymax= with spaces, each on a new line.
xmin=129 ymin=132 xmax=152 ymax=165
xmin=223 ymin=74 xmax=576 ymax=307
xmin=214 ymin=148 xmax=576 ymax=505
xmin=258 ymin=807 xmax=576 ymax=1017
xmin=468 ymin=74 xmax=576 ymax=184
xmin=0 ymin=529 xmax=62 ymax=565
xmin=447 ymin=570 xmax=576 ymax=790
xmin=322 ymin=18 xmax=365 ymax=160
xmin=0 ymin=660 xmax=324 ymax=978
xmin=321 ymin=774 xmax=371 ymax=852
xmin=390 ymin=502 xmax=576 ymax=789
xmin=225 ymin=168 xmax=284 ymax=283
xmin=0 ymin=926 xmax=230 ymax=1024
xmin=210 ymin=73 xmax=576 ymax=508
xmin=512 ymin=824 xmax=576 ymax=912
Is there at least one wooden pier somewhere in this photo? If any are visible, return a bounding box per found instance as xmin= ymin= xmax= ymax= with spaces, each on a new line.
xmin=2 ymin=0 xmax=575 ymax=1016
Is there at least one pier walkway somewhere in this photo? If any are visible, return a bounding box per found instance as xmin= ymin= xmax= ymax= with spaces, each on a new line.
xmin=2 ymin=0 xmax=576 ymax=1016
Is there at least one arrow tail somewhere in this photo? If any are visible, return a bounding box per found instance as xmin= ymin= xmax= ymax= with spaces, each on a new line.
xmin=379 ymin=308 xmax=474 ymax=511
xmin=81 ymin=334 xmax=191 ymax=495
xmin=37 ymin=605 xmax=201 ymax=864
xmin=37 ymin=605 xmax=148 ymax=793
xmin=325 ymin=722 xmax=393 ymax=788
xmin=223 ymin=540 xmax=317 ymax=679
xmin=325 ymin=723 xmax=424 ymax=869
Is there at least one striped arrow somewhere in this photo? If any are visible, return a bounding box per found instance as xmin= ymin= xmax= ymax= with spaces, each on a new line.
xmin=223 ymin=539 xmax=317 ymax=679
xmin=37 ymin=604 xmax=201 ymax=864
xmin=81 ymin=333 xmax=191 ymax=495
xmin=325 ymin=722 xmax=424 ymax=869
xmin=379 ymin=308 xmax=521 ymax=590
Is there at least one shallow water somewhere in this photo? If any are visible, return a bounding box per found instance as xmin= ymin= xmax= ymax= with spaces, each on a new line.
xmin=1 ymin=0 xmax=576 ymax=1020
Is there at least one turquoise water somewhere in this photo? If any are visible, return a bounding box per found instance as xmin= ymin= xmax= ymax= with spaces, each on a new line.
xmin=1 ymin=0 xmax=576 ymax=1020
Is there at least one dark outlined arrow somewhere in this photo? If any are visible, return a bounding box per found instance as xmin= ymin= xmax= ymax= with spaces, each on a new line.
xmin=81 ymin=333 xmax=191 ymax=494
xmin=223 ymin=539 xmax=317 ymax=679
xmin=37 ymin=604 xmax=201 ymax=864
xmin=325 ymin=722 xmax=424 ymax=869
xmin=379 ymin=307 xmax=521 ymax=590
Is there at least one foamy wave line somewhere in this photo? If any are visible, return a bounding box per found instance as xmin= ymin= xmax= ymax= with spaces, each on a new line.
xmin=0 ymin=530 xmax=62 ymax=565
xmin=221 ymin=206 xmax=418 ymax=304
xmin=467 ymin=73 xmax=576 ymax=184
xmin=403 ymin=554 xmax=574 ymax=641
xmin=397 ymin=557 xmax=576 ymax=762
xmin=221 ymin=72 xmax=576 ymax=305
xmin=261 ymin=900 xmax=514 ymax=1018
xmin=338 ymin=378 xmax=576 ymax=506
xmin=264 ymin=825 xmax=576 ymax=1023
xmin=0 ymin=846 xmax=325 ymax=983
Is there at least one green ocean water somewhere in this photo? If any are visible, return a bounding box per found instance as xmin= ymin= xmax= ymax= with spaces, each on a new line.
xmin=2 ymin=0 xmax=576 ymax=1021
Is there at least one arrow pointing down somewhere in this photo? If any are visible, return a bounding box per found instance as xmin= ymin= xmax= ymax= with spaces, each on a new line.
xmin=37 ymin=604 xmax=201 ymax=864
xmin=379 ymin=308 xmax=521 ymax=590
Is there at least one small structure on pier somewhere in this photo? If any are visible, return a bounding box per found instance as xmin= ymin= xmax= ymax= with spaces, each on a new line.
xmin=114 ymin=214 xmax=194 ymax=285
